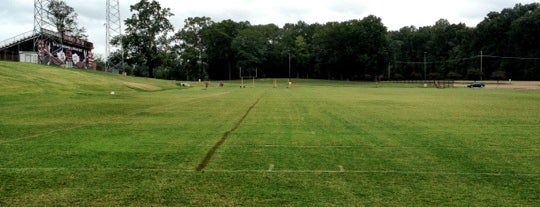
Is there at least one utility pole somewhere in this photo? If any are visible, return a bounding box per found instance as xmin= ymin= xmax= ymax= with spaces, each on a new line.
xmin=199 ymin=49 xmax=202 ymax=80
xmin=423 ymin=52 xmax=427 ymax=81
xmin=240 ymin=67 xmax=244 ymax=88
xmin=480 ymin=50 xmax=483 ymax=80
xmin=288 ymin=52 xmax=291 ymax=79
xmin=387 ymin=64 xmax=391 ymax=80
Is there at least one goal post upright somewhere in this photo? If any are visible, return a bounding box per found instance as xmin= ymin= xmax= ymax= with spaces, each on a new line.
xmin=239 ymin=67 xmax=259 ymax=88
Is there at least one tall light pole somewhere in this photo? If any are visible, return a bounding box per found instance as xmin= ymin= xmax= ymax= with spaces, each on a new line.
xmin=288 ymin=52 xmax=291 ymax=79
xmin=423 ymin=52 xmax=427 ymax=81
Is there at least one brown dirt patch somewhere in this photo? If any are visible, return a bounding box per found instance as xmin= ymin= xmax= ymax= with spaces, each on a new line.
xmin=457 ymin=81 xmax=540 ymax=90
xmin=195 ymin=95 xmax=263 ymax=172
xmin=123 ymin=82 xmax=162 ymax=91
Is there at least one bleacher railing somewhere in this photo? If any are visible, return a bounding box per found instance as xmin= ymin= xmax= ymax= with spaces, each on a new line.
xmin=0 ymin=30 xmax=36 ymax=49
xmin=0 ymin=28 xmax=93 ymax=50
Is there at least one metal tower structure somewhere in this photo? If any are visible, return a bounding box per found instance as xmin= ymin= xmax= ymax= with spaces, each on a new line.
xmin=32 ymin=0 xmax=62 ymax=64
xmin=33 ymin=0 xmax=54 ymax=33
xmin=106 ymin=0 xmax=123 ymax=71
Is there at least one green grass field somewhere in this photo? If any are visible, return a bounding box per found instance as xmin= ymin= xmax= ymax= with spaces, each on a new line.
xmin=1 ymin=61 xmax=539 ymax=206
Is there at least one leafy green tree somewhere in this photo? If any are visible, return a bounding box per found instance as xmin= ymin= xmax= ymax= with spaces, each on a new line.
xmin=509 ymin=4 xmax=540 ymax=57
xmin=232 ymin=24 xmax=280 ymax=78
xmin=116 ymin=0 xmax=174 ymax=78
xmin=410 ymin=71 xmax=422 ymax=80
xmin=389 ymin=19 xmax=475 ymax=80
xmin=426 ymin=20 xmax=474 ymax=77
xmin=175 ymin=17 xmax=214 ymax=80
xmin=312 ymin=21 xmax=348 ymax=79
xmin=428 ymin=72 xmax=442 ymax=80
xmin=281 ymin=21 xmax=317 ymax=78
xmin=467 ymin=68 xmax=483 ymax=80
xmin=201 ymin=20 xmax=249 ymax=80
xmin=357 ymin=15 xmax=390 ymax=80
xmin=92 ymin=54 xmax=106 ymax=71
xmin=293 ymin=35 xmax=311 ymax=77
xmin=106 ymin=2 xmax=540 ymax=81
xmin=258 ymin=24 xmax=283 ymax=78
xmin=508 ymin=4 xmax=540 ymax=79
xmin=312 ymin=16 xmax=389 ymax=80
xmin=47 ymin=0 xmax=87 ymax=39
xmin=388 ymin=26 xmax=423 ymax=79
xmin=475 ymin=3 xmax=540 ymax=80
xmin=446 ymin=71 xmax=463 ymax=80
xmin=491 ymin=70 xmax=506 ymax=83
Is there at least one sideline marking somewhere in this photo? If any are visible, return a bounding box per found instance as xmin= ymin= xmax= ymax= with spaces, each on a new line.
xmin=195 ymin=95 xmax=263 ymax=171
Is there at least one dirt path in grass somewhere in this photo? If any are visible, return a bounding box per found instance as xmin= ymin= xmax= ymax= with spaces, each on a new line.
xmin=486 ymin=81 xmax=540 ymax=90
xmin=456 ymin=81 xmax=540 ymax=90
xmin=195 ymin=95 xmax=263 ymax=171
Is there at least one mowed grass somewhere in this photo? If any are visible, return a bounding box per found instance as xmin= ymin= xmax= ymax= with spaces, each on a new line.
xmin=0 ymin=61 xmax=539 ymax=206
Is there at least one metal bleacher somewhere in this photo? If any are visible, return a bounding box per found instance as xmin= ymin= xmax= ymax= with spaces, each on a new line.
xmin=0 ymin=30 xmax=39 ymax=50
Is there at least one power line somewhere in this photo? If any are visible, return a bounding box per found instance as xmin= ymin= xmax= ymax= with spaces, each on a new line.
xmin=482 ymin=55 xmax=540 ymax=60
xmin=395 ymin=56 xmax=477 ymax=65
xmin=395 ymin=55 xmax=540 ymax=65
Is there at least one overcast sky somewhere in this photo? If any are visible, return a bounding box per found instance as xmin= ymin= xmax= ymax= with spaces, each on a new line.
xmin=0 ymin=0 xmax=536 ymax=58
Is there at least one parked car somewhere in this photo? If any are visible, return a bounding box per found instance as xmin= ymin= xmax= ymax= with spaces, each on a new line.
xmin=467 ymin=82 xmax=485 ymax=88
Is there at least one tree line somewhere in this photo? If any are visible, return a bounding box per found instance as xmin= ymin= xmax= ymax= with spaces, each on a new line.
xmin=109 ymin=0 xmax=540 ymax=81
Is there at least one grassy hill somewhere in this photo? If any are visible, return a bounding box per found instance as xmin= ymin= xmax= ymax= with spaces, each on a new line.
xmin=1 ymin=61 xmax=539 ymax=206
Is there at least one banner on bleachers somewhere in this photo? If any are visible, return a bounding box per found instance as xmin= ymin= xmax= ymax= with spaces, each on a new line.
xmin=37 ymin=37 xmax=94 ymax=69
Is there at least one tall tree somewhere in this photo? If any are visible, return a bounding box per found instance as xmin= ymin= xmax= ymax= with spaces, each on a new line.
xmin=312 ymin=16 xmax=389 ymax=80
xmin=201 ymin=20 xmax=249 ymax=80
xmin=355 ymin=15 xmax=390 ymax=80
xmin=232 ymin=24 xmax=280 ymax=78
xmin=118 ymin=0 xmax=174 ymax=78
xmin=475 ymin=3 xmax=540 ymax=80
xmin=389 ymin=20 xmax=475 ymax=80
xmin=47 ymin=0 xmax=87 ymax=39
xmin=282 ymin=21 xmax=316 ymax=78
xmin=175 ymin=17 xmax=214 ymax=80
xmin=312 ymin=22 xmax=345 ymax=79
xmin=109 ymin=3 xmax=540 ymax=81
xmin=231 ymin=25 xmax=267 ymax=77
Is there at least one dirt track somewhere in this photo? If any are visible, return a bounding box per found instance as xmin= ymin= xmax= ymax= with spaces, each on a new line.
xmin=457 ymin=81 xmax=540 ymax=90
